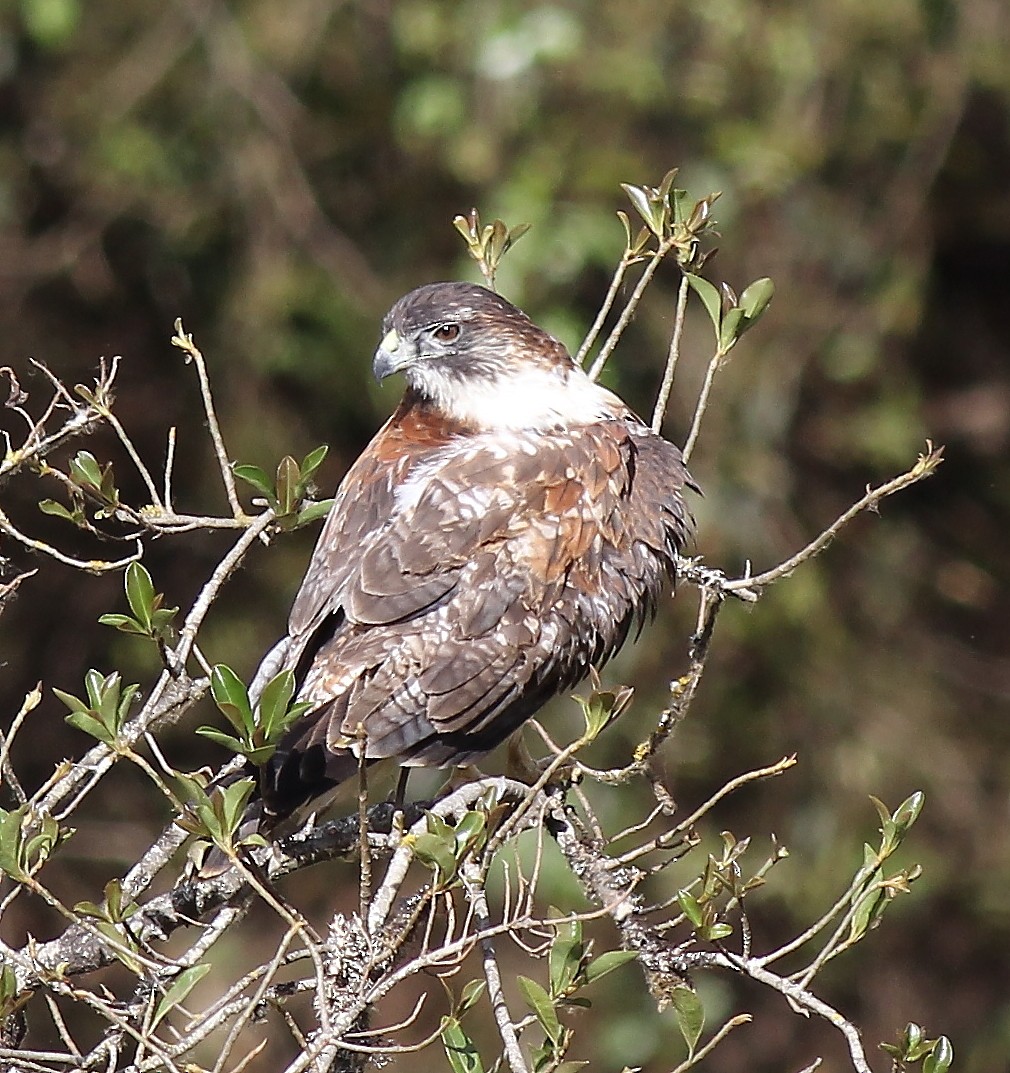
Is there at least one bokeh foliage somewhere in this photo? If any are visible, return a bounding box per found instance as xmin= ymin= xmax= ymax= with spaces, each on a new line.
xmin=2 ymin=0 xmax=1009 ymax=1070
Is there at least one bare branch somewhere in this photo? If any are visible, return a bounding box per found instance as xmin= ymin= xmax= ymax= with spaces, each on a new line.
xmin=171 ymin=319 xmax=244 ymax=519
xmin=652 ymin=273 xmax=691 ymax=432
xmin=724 ymin=443 xmax=945 ymax=597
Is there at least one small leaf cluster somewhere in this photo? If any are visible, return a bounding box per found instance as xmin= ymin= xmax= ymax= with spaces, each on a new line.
xmin=849 ymin=792 xmax=925 ymax=945
xmin=234 ymin=446 xmax=331 ymax=529
xmin=54 ymin=669 xmax=139 ymax=746
xmin=517 ymin=915 xmax=639 ymax=1073
xmin=0 ymin=805 xmax=67 ymax=882
xmin=39 ymin=449 xmax=120 ymax=524
xmin=881 ymin=1022 xmax=954 ymax=1073
xmin=73 ymin=879 xmax=143 ymax=972
xmin=686 ymin=273 xmax=775 ymax=354
xmin=575 ymin=682 xmax=634 ymax=743
xmin=197 ymin=665 xmax=310 ymax=765
xmin=406 ymin=796 xmax=501 ymax=890
xmin=98 ymin=562 xmax=177 ymax=642
xmin=453 ymin=208 xmax=530 ymax=291
xmin=175 ymin=775 xmax=261 ymax=858
xmin=620 ymin=168 xmax=720 ymax=270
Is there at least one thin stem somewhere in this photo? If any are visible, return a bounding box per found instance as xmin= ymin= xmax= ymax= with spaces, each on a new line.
xmin=705 ymin=954 xmax=873 ymax=1073
xmin=723 ymin=443 xmax=944 ymax=595
xmin=357 ymin=724 xmax=372 ymax=926
xmin=464 ymin=861 xmax=530 ymax=1073
xmin=651 ymin=273 xmax=691 ymax=432
xmin=0 ymin=684 xmax=40 ymax=806
xmin=163 ymin=426 xmax=177 ymax=512
xmin=576 ymin=253 xmax=632 ymax=366
xmin=98 ymin=402 xmax=164 ymax=510
xmin=668 ymin=1014 xmax=752 ymax=1073
xmin=669 ymin=756 xmax=797 ymax=840
xmin=171 ymin=320 xmax=243 ymax=518
xmin=682 ymin=344 xmax=729 ymax=464
xmin=0 ymin=506 xmax=143 ymax=572
xmin=588 ymin=237 xmax=676 ymax=382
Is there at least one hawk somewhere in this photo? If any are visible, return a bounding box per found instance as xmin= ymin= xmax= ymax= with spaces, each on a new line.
xmin=250 ymin=281 xmax=696 ymax=831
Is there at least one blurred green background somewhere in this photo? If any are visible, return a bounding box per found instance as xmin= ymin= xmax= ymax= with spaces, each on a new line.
xmin=1 ymin=0 xmax=1009 ymax=1069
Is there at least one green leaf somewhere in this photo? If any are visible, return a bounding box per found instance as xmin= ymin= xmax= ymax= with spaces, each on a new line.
xmin=583 ymin=948 xmax=637 ymax=984
xmin=299 ymin=444 xmax=329 ymax=483
xmin=738 ymin=276 xmax=775 ymax=323
xmin=892 ymin=791 xmax=925 ymax=834
xmin=923 ymin=1036 xmax=954 ymax=1073
xmin=671 ymin=985 xmax=705 ymax=1055
xmin=0 ymin=808 xmax=29 ymax=880
xmin=52 ymin=687 xmax=88 ymax=715
xmin=549 ymin=916 xmax=583 ymax=998
xmin=408 ymin=832 xmax=457 ymax=882
xmin=685 ymin=273 xmax=723 ymax=336
xmin=0 ymin=963 xmax=18 ymax=1009
xmin=233 ymin=463 xmax=275 ymax=501
xmin=97 ymin=612 xmax=147 ymax=635
xmin=440 ymin=1017 xmax=485 ymax=1073
xmin=518 ymin=976 xmax=563 ymax=1045
xmin=719 ymin=307 xmax=745 ymax=350
xmin=74 ymin=879 xmax=137 ymax=923
xmin=677 ymin=889 xmax=704 ymax=928
xmin=38 ymin=499 xmax=77 ymax=522
xmin=275 ymin=455 xmax=299 ymax=515
xmin=701 ymin=922 xmax=734 ymax=941
xmin=152 ymin=964 xmax=211 ymax=1029
xmin=621 ymin=183 xmax=663 ymax=237
xmin=218 ymin=779 xmax=256 ymax=835
xmin=457 ymin=979 xmax=486 ymax=1015
xmin=69 ymin=450 xmax=103 ymax=490
xmin=64 ymin=711 xmax=114 ymax=745
xmin=453 ymin=810 xmax=487 ymax=859
xmin=125 ymin=562 xmax=155 ymax=630
xmin=195 ymin=727 xmax=247 ymax=755
xmin=257 ymin=670 xmax=297 ymax=738
xmin=849 ymin=882 xmax=886 ymax=943
xmin=93 ymin=920 xmax=141 ymax=973
xmin=295 ymin=498 xmax=334 ymax=527
xmin=210 ymin=665 xmax=254 ymax=734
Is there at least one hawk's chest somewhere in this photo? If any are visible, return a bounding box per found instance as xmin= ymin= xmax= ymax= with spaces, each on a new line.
xmin=390 ymin=423 xmax=637 ymax=584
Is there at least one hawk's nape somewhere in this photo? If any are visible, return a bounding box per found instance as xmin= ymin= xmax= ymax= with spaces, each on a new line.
xmin=241 ymin=281 xmax=697 ymax=838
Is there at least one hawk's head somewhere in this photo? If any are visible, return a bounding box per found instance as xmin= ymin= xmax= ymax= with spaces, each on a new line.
xmin=373 ymin=282 xmax=624 ymax=431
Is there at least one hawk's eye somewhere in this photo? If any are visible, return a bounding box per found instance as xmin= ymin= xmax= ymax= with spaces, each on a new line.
xmin=431 ymin=322 xmax=461 ymax=343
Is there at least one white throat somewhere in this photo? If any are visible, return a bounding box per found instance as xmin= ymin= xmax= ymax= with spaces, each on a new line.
xmin=413 ymin=363 xmax=626 ymax=431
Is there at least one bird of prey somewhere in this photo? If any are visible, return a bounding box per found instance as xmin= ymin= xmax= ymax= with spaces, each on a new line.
xmin=249 ymin=281 xmax=696 ymax=833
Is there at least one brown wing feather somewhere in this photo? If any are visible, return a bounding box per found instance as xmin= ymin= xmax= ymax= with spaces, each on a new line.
xmin=260 ymin=410 xmax=694 ymax=822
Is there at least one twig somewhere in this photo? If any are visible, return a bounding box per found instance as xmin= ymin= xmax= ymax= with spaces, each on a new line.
xmin=587 ymin=237 xmax=677 ymax=382
xmin=96 ymin=390 xmax=165 ymax=510
xmin=171 ymin=319 xmax=243 ymax=519
xmin=0 ymin=506 xmax=143 ymax=572
xmin=700 ymin=953 xmax=874 ymax=1073
xmin=163 ymin=425 xmax=177 ymax=512
xmin=652 ymin=273 xmax=691 ymax=432
xmin=669 ymin=1013 xmax=752 ymax=1073
xmin=682 ymin=343 xmax=729 ymax=464
xmin=463 ymin=860 xmax=530 ymax=1073
xmin=723 ymin=443 xmax=945 ymax=596
xmin=0 ymin=683 xmax=40 ymax=805
xmin=576 ymin=252 xmax=633 ymax=366
xmin=357 ymin=724 xmax=372 ymax=926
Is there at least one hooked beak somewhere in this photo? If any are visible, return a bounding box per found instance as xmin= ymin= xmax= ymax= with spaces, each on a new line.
xmin=373 ymin=329 xmax=417 ymax=382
